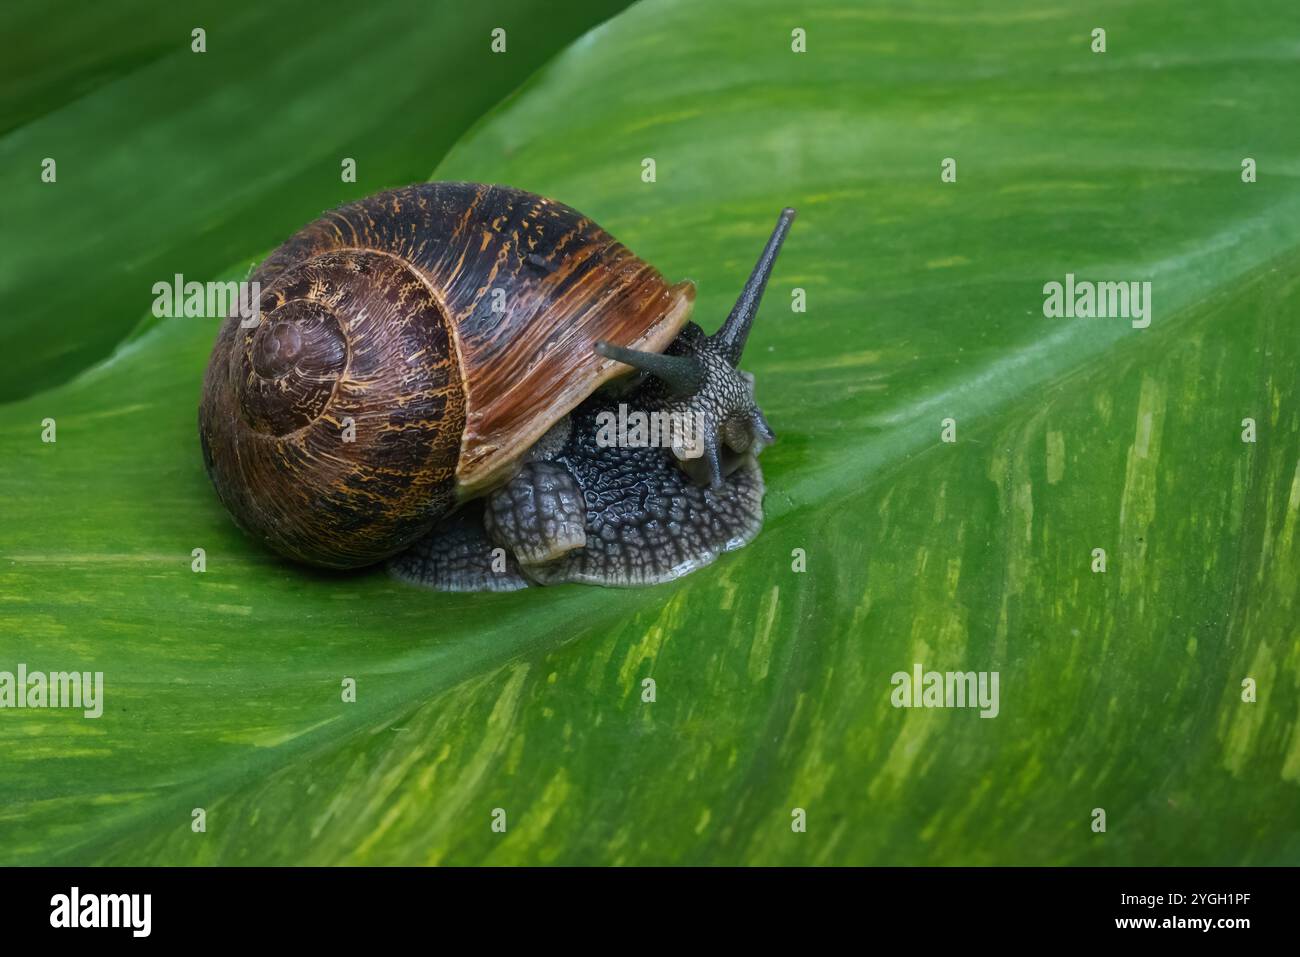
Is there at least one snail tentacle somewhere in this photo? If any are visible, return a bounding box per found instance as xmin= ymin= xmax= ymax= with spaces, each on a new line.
xmin=713 ymin=206 xmax=797 ymax=366
xmin=592 ymin=340 xmax=704 ymax=396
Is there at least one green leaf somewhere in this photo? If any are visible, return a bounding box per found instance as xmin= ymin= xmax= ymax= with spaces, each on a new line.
xmin=2 ymin=0 xmax=1298 ymax=865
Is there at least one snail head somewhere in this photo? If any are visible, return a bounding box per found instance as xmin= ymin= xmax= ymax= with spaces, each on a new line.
xmin=595 ymin=206 xmax=794 ymax=488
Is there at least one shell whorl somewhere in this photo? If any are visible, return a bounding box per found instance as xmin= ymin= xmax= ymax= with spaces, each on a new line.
xmin=240 ymin=298 xmax=347 ymax=434
xmin=199 ymin=249 xmax=466 ymax=569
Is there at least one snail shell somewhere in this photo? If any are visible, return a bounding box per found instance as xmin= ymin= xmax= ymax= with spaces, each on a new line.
xmin=199 ymin=183 xmax=695 ymax=568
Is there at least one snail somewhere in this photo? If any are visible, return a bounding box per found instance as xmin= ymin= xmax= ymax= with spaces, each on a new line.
xmin=198 ymin=183 xmax=794 ymax=590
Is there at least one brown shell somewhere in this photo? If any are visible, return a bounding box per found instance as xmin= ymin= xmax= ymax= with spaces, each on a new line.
xmin=198 ymin=183 xmax=694 ymax=568
xmin=254 ymin=183 xmax=694 ymax=495
xmin=199 ymin=250 xmax=466 ymax=568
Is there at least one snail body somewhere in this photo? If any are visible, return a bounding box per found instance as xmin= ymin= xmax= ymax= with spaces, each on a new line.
xmin=199 ymin=183 xmax=792 ymax=589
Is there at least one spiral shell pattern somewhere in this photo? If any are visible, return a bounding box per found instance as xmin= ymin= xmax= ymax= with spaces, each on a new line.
xmin=199 ymin=249 xmax=465 ymax=568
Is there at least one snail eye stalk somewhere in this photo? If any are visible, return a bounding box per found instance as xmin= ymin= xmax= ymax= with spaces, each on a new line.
xmin=713 ymin=206 xmax=797 ymax=366
xmin=594 ymin=340 xmax=705 ymax=396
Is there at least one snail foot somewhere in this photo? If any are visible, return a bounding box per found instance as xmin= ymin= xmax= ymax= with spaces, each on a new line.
xmin=388 ymin=504 xmax=529 ymax=592
xmin=483 ymin=461 xmax=587 ymax=566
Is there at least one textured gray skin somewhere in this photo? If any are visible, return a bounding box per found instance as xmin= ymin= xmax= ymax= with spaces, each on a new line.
xmin=388 ymin=504 xmax=530 ymax=592
xmin=389 ymin=321 xmax=771 ymax=590
xmin=483 ymin=460 xmax=587 ymax=565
